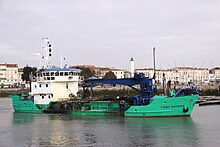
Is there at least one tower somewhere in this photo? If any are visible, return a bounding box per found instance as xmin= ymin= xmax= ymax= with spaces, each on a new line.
xmin=130 ymin=57 xmax=135 ymax=77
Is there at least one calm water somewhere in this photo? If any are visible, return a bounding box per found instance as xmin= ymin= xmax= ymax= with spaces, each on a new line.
xmin=0 ymin=98 xmax=220 ymax=147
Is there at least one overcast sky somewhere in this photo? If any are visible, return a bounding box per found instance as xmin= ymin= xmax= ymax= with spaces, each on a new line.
xmin=0 ymin=0 xmax=219 ymax=70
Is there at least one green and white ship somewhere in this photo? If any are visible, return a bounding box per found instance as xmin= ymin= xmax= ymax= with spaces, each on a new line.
xmin=10 ymin=39 xmax=200 ymax=117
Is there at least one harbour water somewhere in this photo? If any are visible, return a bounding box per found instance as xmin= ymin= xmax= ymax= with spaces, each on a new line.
xmin=0 ymin=98 xmax=220 ymax=147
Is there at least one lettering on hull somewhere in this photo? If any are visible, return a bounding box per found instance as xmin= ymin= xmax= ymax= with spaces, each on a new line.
xmin=161 ymin=105 xmax=184 ymax=109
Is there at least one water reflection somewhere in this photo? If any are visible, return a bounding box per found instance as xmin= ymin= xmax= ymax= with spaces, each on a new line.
xmin=1 ymin=98 xmax=219 ymax=146
xmin=11 ymin=113 xmax=199 ymax=147
xmin=13 ymin=113 xmax=35 ymax=124
xmin=124 ymin=117 xmax=199 ymax=147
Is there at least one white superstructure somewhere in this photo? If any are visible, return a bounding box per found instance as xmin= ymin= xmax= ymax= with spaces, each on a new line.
xmin=30 ymin=38 xmax=81 ymax=105
xmin=31 ymin=68 xmax=81 ymax=104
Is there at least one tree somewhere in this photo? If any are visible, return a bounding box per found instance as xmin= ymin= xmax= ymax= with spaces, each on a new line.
xmin=22 ymin=66 xmax=33 ymax=83
xmin=21 ymin=66 xmax=37 ymax=91
xmin=80 ymin=68 xmax=95 ymax=79
xmin=103 ymin=71 xmax=117 ymax=79
xmin=21 ymin=66 xmax=37 ymax=83
xmin=71 ymin=66 xmax=96 ymax=79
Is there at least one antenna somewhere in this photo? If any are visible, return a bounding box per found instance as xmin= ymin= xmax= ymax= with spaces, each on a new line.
xmin=60 ymin=54 xmax=63 ymax=68
xmin=33 ymin=53 xmax=41 ymax=68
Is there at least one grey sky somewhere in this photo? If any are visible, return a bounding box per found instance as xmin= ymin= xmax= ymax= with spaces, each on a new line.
xmin=0 ymin=0 xmax=219 ymax=70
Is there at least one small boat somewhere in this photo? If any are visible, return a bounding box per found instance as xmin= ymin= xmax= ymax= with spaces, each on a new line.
xmin=10 ymin=39 xmax=200 ymax=117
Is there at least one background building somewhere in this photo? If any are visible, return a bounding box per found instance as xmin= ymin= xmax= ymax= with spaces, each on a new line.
xmin=1 ymin=62 xmax=219 ymax=88
xmin=0 ymin=64 xmax=19 ymax=87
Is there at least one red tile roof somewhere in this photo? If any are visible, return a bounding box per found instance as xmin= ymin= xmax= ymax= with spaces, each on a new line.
xmin=0 ymin=63 xmax=18 ymax=67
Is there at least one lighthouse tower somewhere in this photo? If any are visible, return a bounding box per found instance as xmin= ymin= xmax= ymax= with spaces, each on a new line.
xmin=130 ymin=57 xmax=135 ymax=77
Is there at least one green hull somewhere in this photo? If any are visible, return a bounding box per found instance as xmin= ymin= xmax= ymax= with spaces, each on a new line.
xmin=124 ymin=95 xmax=198 ymax=117
xmin=68 ymin=101 xmax=121 ymax=116
xmin=10 ymin=94 xmax=43 ymax=113
xmin=69 ymin=110 xmax=119 ymax=116
xmin=10 ymin=94 xmax=198 ymax=117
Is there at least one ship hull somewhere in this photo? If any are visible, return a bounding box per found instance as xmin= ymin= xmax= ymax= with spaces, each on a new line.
xmin=11 ymin=95 xmax=43 ymax=113
xmin=124 ymin=95 xmax=198 ymax=117
xmin=10 ymin=94 xmax=198 ymax=117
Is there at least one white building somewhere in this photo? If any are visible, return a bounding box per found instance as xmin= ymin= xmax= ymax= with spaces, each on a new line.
xmin=135 ymin=67 xmax=210 ymax=85
xmin=213 ymin=67 xmax=220 ymax=79
xmin=135 ymin=68 xmax=154 ymax=78
xmin=169 ymin=67 xmax=209 ymax=85
xmin=112 ymin=69 xmax=124 ymax=79
xmin=209 ymin=67 xmax=220 ymax=82
xmin=60 ymin=64 xmax=220 ymax=85
xmin=98 ymin=67 xmax=112 ymax=78
xmin=97 ymin=67 xmax=126 ymax=79
xmin=0 ymin=64 xmax=19 ymax=86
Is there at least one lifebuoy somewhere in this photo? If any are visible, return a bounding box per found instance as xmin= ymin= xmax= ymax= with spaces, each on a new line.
xmin=120 ymin=100 xmax=125 ymax=104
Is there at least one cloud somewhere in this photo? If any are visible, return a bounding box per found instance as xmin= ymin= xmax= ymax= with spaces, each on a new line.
xmin=0 ymin=0 xmax=219 ymax=69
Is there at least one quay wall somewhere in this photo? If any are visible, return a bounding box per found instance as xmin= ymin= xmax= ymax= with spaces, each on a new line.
xmin=0 ymin=88 xmax=29 ymax=97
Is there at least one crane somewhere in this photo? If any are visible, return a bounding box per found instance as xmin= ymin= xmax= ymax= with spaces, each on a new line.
xmin=83 ymin=73 xmax=155 ymax=105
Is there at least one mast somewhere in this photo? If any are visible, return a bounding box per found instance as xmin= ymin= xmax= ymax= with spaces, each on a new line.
xmin=60 ymin=54 xmax=63 ymax=68
xmin=33 ymin=53 xmax=41 ymax=68
xmin=42 ymin=37 xmax=52 ymax=68
xmin=153 ymin=47 xmax=156 ymax=79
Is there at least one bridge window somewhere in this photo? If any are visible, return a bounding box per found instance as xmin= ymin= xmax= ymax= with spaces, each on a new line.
xmin=48 ymin=95 xmax=50 ymax=99
xmin=70 ymin=72 xmax=73 ymax=75
xmin=46 ymin=84 xmax=48 ymax=87
xmin=51 ymin=77 xmax=55 ymax=80
xmin=51 ymin=72 xmax=54 ymax=76
xmin=60 ymin=72 xmax=64 ymax=76
xmin=42 ymin=95 xmax=44 ymax=99
xmin=47 ymin=77 xmax=50 ymax=80
xmin=55 ymin=72 xmax=59 ymax=76
xmin=46 ymin=72 xmax=50 ymax=76
xmin=65 ymin=72 xmax=68 ymax=76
